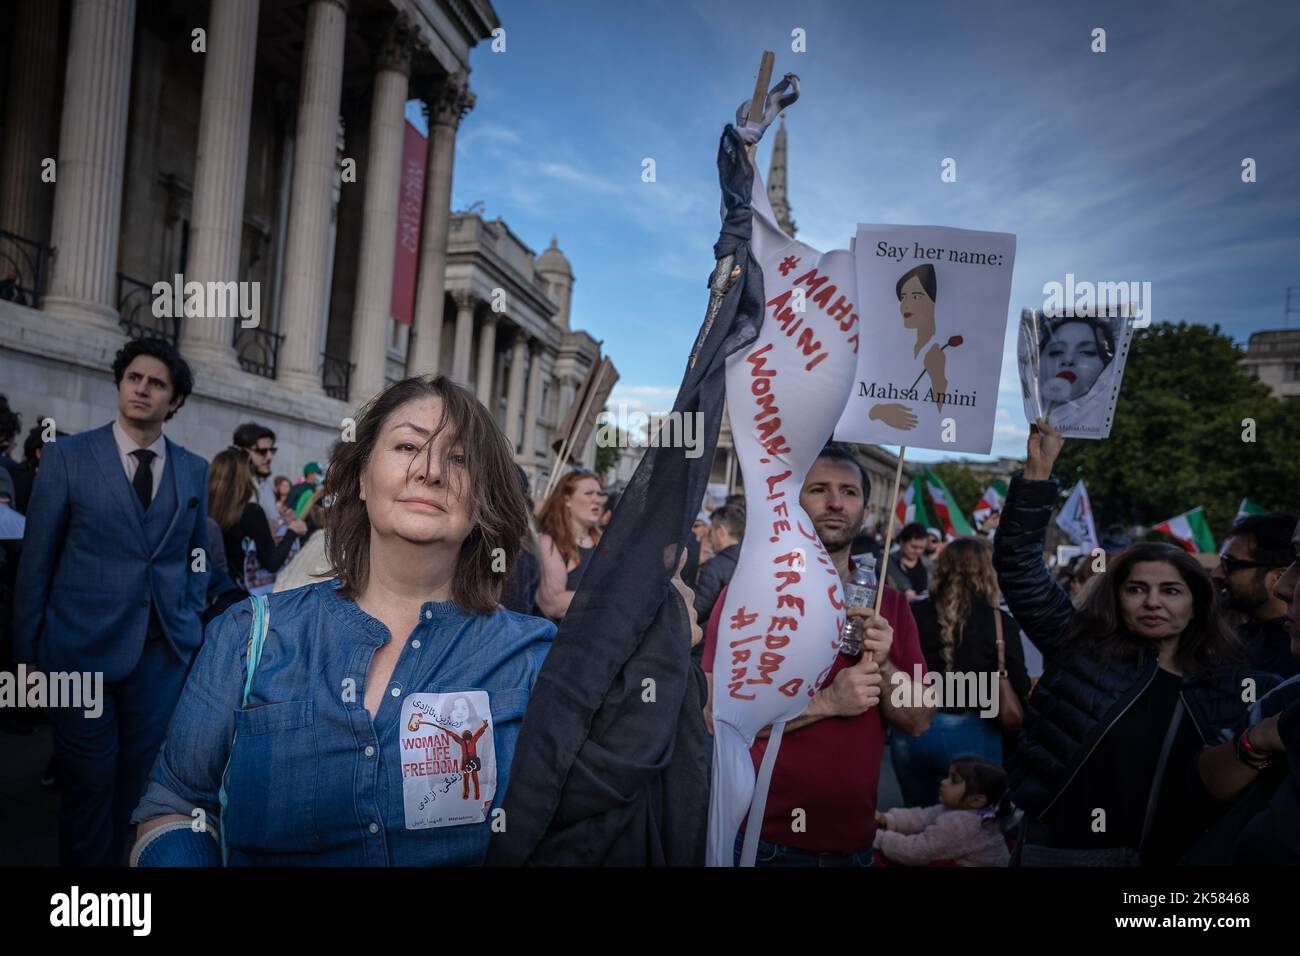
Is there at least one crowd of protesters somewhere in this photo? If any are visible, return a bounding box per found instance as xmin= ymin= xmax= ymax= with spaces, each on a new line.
xmin=1 ymin=339 xmax=1298 ymax=869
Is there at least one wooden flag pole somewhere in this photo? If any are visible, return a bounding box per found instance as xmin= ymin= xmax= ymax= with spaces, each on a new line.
xmin=544 ymin=362 xmax=607 ymax=502
xmin=873 ymin=446 xmax=908 ymax=614
xmin=688 ymin=50 xmax=773 ymax=374
xmin=746 ymin=51 xmax=775 ymax=161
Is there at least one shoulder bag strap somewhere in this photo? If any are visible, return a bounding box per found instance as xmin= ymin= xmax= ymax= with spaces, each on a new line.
xmin=1139 ymin=696 xmax=1186 ymax=851
xmin=994 ymin=606 xmax=1006 ymax=676
xmin=219 ymin=594 xmax=271 ymax=865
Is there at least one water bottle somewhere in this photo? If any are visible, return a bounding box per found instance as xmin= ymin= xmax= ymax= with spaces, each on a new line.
xmin=839 ymin=554 xmax=878 ymax=658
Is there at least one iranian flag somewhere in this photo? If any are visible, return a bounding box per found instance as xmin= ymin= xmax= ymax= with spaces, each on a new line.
xmin=1236 ymin=498 xmax=1268 ymax=520
xmin=894 ymin=478 xmax=925 ymax=530
xmin=1154 ymin=507 xmax=1216 ymax=554
xmin=895 ymin=469 xmax=974 ymax=539
xmin=972 ymin=479 xmax=1008 ymax=528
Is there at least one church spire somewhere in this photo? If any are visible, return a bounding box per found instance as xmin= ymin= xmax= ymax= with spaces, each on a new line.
xmin=767 ymin=115 xmax=795 ymax=237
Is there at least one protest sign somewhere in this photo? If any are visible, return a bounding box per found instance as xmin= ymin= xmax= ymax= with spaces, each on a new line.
xmin=707 ymin=75 xmax=861 ymax=868
xmin=1018 ymin=307 xmax=1135 ymax=439
xmin=834 ymin=225 xmax=1016 ymax=454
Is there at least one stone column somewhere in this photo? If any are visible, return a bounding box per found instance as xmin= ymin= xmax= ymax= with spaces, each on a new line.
xmin=475 ymin=313 xmax=497 ymax=406
xmin=275 ymin=0 xmax=348 ymax=393
xmin=348 ymin=14 xmax=418 ymax=403
xmin=504 ymin=334 xmax=527 ymax=449
xmin=407 ymin=73 xmax=474 ymax=376
xmin=450 ymin=290 xmax=475 ymax=384
xmin=43 ymin=0 xmax=137 ymax=329
xmin=181 ymin=0 xmax=261 ymax=366
xmin=522 ymin=344 xmax=543 ymax=461
xmin=0 ymin=0 xmax=61 ymax=245
xmin=558 ymin=375 xmax=577 ymax=422
xmin=118 ymin=29 xmax=166 ymax=284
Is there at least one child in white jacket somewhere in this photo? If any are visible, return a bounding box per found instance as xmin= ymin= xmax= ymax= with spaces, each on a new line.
xmin=874 ymin=757 xmax=1012 ymax=867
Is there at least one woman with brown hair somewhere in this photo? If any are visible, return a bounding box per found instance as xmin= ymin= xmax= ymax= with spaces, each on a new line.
xmin=535 ymin=470 xmax=605 ymax=620
xmin=889 ymin=537 xmax=1031 ymax=807
xmin=208 ymin=448 xmax=306 ymax=596
xmin=272 ymin=475 xmax=291 ymax=510
xmin=995 ymin=419 xmax=1277 ymax=866
xmin=129 ymin=375 xmax=558 ymax=865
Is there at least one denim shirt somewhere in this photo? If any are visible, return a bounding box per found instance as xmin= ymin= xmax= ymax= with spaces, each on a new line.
xmin=133 ymin=580 xmax=554 ymax=865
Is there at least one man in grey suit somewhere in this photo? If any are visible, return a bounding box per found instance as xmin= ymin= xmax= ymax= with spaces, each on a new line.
xmin=15 ymin=337 xmax=210 ymax=865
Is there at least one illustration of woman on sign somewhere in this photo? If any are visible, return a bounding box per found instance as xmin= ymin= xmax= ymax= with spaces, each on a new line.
xmin=868 ymin=263 xmax=964 ymax=431
xmin=435 ymin=695 xmax=490 ymax=802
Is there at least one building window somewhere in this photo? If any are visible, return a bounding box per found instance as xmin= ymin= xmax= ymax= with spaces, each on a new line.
xmin=1285 ymin=363 xmax=1300 ymax=382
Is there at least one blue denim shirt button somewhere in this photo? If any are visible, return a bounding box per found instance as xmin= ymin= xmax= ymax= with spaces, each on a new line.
xmin=412 ymin=639 xmax=421 ymax=649
xmin=368 ymin=822 xmax=379 ymax=834
xmin=390 ymin=686 xmax=400 ymax=697
xmin=423 ymin=609 xmax=432 ymax=620
xmin=364 ymin=745 xmax=375 ymax=757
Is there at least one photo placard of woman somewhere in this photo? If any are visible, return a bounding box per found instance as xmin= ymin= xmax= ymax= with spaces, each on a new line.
xmin=1017 ymin=309 xmax=1135 ymax=439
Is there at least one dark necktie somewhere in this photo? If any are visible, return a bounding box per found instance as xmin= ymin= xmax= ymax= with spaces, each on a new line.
xmin=131 ymin=449 xmax=156 ymax=510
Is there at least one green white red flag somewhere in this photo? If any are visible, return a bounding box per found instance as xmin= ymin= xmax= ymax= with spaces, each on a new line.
xmin=1154 ymin=507 xmax=1216 ymax=554
xmin=1236 ymin=498 xmax=1268 ymax=520
xmin=896 ymin=468 xmax=974 ymax=539
xmin=972 ymin=478 xmax=1008 ymax=528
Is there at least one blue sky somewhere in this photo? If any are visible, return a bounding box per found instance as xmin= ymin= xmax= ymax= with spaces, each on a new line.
xmin=413 ymin=0 xmax=1300 ymax=464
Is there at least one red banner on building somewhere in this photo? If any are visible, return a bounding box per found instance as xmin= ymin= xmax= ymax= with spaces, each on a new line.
xmin=390 ymin=120 xmax=428 ymax=326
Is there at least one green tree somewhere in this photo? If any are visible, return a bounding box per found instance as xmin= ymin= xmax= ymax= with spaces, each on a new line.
xmin=1053 ymin=321 xmax=1300 ymax=541
xmin=595 ymin=434 xmax=622 ymax=478
xmin=929 ymin=461 xmax=984 ymax=521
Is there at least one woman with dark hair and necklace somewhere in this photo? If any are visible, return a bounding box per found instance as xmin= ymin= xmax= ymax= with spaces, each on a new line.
xmin=130 ymin=376 xmax=558 ymax=865
xmin=996 ymin=419 xmax=1277 ymax=866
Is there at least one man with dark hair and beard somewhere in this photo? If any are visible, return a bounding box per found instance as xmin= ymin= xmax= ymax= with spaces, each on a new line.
xmin=1213 ymin=512 xmax=1299 ymax=678
xmin=702 ymin=442 xmax=933 ymax=866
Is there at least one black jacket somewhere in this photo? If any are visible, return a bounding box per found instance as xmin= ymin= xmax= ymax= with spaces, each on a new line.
xmin=1235 ymin=700 xmax=1300 ymax=864
xmin=993 ymin=475 xmax=1276 ymax=820
xmin=693 ymin=542 xmax=739 ymax=624
xmin=911 ymin=596 xmax=1032 ymax=710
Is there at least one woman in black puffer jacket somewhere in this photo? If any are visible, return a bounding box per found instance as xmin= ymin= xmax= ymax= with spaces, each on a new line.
xmin=996 ymin=420 xmax=1277 ymax=866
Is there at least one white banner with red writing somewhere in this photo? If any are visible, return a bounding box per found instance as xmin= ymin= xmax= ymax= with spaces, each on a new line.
xmin=834 ymin=225 xmax=1016 ymax=453
xmin=707 ymin=141 xmax=861 ymax=866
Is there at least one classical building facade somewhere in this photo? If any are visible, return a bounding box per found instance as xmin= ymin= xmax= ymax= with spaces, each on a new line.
xmin=0 ymin=0 xmax=602 ymax=488
xmin=1242 ymin=329 xmax=1300 ymax=399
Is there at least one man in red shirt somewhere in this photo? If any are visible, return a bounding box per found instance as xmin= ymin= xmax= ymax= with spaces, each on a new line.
xmin=703 ymin=442 xmax=933 ymax=865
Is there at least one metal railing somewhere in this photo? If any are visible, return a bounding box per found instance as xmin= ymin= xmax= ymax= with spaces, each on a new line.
xmin=233 ymin=325 xmax=284 ymax=380
xmin=0 ymin=229 xmax=51 ymax=308
xmin=116 ymin=273 xmax=180 ymax=345
xmin=322 ymin=351 xmax=354 ymax=401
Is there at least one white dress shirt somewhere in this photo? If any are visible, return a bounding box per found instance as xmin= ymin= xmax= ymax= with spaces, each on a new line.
xmin=112 ymin=420 xmax=166 ymax=501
